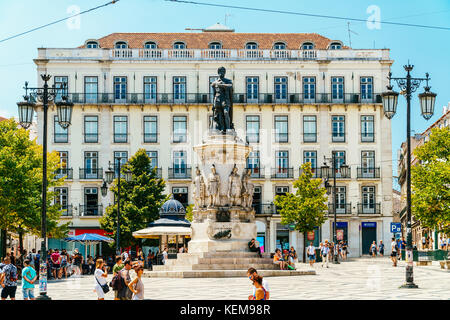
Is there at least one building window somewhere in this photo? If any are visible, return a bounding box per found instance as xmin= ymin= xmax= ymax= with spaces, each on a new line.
xmin=83 ymin=151 xmax=99 ymax=179
xmin=209 ymin=42 xmax=222 ymax=49
xmin=331 ymin=76 xmax=344 ymax=102
xmin=246 ymin=77 xmax=259 ymax=103
xmin=146 ymin=151 xmax=158 ymax=169
xmin=274 ymin=77 xmax=287 ymax=102
xmin=302 ymin=42 xmax=314 ymax=50
xmin=246 ymin=115 xmax=260 ymax=143
xmin=86 ymin=41 xmax=98 ymax=48
xmin=83 ymin=187 xmax=100 ymax=216
xmin=173 ymin=76 xmax=186 ymax=103
xmin=84 ymin=115 xmax=98 ymax=143
xmin=144 ymin=41 xmax=157 ymax=49
xmin=55 ymin=151 xmax=69 ymax=179
xmin=84 ymin=76 xmax=98 ymax=103
xmin=329 ymin=42 xmax=342 ymax=50
xmin=362 ymin=186 xmax=376 ymax=211
xmin=303 ymin=151 xmax=317 ymax=175
xmin=173 ymin=42 xmax=186 ymax=49
xmin=114 ymin=151 xmax=128 ymax=177
xmin=303 ymin=77 xmax=316 ymax=102
xmin=360 ymin=77 xmax=373 ymax=101
xmin=361 ymin=115 xmax=374 ymax=142
xmin=173 ymin=116 xmax=187 ymax=143
xmin=54 ymin=76 xmax=68 ymax=102
xmin=245 ymin=42 xmax=260 ymax=58
xmin=113 ymin=116 xmax=128 ymax=143
xmin=335 ymin=186 xmax=347 ymax=213
xmin=331 ymin=115 xmax=345 ymax=142
xmin=275 ymin=186 xmax=289 ymax=196
xmin=332 ymin=151 xmax=346 ymax=170
xmin=172 ymin=151 xmax=188 ymax=178
xmin=275 ymin=150 xmax=289 ymax=177
xmin=274 ymin=115 xmax=288 ymax=143
xmin=303 ymin=115 xmax=317 ymax=142
xmin=361 ymin=151 xmax=375 ymax=177
xmin=114 ymin=76 xmax=127 ymax=103
xmin=273 ymin=42 xmax=286 ymax=50
xmin=55 ymin=187 xmax=69 ymax=211
xmin=246 ymin=42 xmax=258 ymax=50
xmin=54 ymin=115 xmax=68 ymax=143
xmin=115 ymin=41 xmax=127 ymax=49
xmin=143 ymin=116 xmax=158 ymax=143
xmin=144 ymin=76 xmax=157 ymax=103
xmin=247 ymin=151 xmax=261 ymax=177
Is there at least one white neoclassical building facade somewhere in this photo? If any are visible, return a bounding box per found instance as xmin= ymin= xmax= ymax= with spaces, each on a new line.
xmin=34 ymin=26 xmax=394 ymax=257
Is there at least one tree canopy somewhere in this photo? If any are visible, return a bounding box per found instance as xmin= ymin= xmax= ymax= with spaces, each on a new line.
xmin=412 ymin=126 xmax=450 ymax=236
xmin=100 ymin=149 xmax=168 ymax=248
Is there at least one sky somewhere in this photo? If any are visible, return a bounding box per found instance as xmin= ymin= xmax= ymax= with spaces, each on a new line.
xmin=0 ymin=0 xmax=449 ymax=184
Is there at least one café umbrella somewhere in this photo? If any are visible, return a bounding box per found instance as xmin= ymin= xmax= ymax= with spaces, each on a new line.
xmin=65 ymin=233 xmax=114 ymax=259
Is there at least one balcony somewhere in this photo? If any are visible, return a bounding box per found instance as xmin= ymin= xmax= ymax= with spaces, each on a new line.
xmin=252 ymin=203 xmax=277 ymax=215
xmin=79 ymin=204 xmax=103 ymax=217
xmin=299 ymin=167 xmax=322 ymax=178
xmin=59 ymin=204 xmax=73 ymax=217
xmin=168 ymin=166 xmax=192 ymax=180
xmin=79 ymin=168 xmax=103 ymax=180
xmin=328 ymin=203 xmax=352 ymax=215
xmin=357 ymin=167 xmax=380 ymax=179
xmin=246 ymin=167 xmax=265 ymax=179
xmin=150 ymin=167 xmax=162 ymax=179
xmin=66 ymin=92 xmax=382 ymax=105
xmin=321 ymin=166 xmax=351 ymax=179
xmin=271 ymin=167 xmax=294 ymax=179
xmin=357 ymin=203 xmax=381 ymax=214
xmin=55 ymin=168 xmax=73 ymax=180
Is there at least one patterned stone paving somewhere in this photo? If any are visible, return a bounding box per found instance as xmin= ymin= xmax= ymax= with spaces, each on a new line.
xmin=11 ymin=257 xmax=450 ymax=300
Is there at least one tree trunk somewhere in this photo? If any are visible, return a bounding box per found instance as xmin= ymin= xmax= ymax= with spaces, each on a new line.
xmin=0 ymin=229 xmax=6 ymax=258
xmin=303 ymin=232 xmax=306 ymax=263
xmin=18 ymin=229 xmax=23 ymax=255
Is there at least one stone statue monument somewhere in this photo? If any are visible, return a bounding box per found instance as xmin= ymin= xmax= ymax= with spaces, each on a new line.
xmin=207 ymin=165 xmax=221 ymax=207
xmin=227 ymin=165 xmax=242 ymax=206
xmin=193 ymin=167 xmax=206 ymax=209
xmin=241 ymin=168 xmax=255 ymax=209
xmin=210 ymin=66 xmax=234 ymax=133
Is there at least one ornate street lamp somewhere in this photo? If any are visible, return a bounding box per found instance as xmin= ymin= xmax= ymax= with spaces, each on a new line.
xmin=101 ymin=181 xmax=108 ymax=197
xmin=105 ymin=166 xmax=115 ymax=184
xmin=381 ymin=64 xmax=437 ymax=289
xmin=16 ymin=75 xmax=73 ymax=300
xmin=339 ymin=163 xmax=350 ymax=178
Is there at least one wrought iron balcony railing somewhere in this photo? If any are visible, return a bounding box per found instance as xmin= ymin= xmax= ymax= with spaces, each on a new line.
xmin=356 ymin=167 xmax=381 ymax=179
xmin=79 ymin=168 xmax=103 ymax=180
xmin=271 ymin=167 xmax=294 ymax=179
xmin=328 ymin=203 xmax=352 ymax=215
xmin=54 ymin=168 xmax=73 ymax=180
xmin=245 ymin=167 xmax=265 ymax=179
xmin=252 ymin=203 xmax=277 ymax=215
xmin=168 ymin=166 xmax=192 ymax=179
xmin=66 ymin=92 xmax=382 ymax=105
xmin=59 ymin=204 xmax=73 ymax=217
xmin=357 ymin=203 xmax=381 ymax=214
xmin=321 ymin=166 xmax=351 ymax=179
xmin=79 ymin=204 xmax=103 ymax=217
xmin=299 ymin=167 xmax=322 ymax=178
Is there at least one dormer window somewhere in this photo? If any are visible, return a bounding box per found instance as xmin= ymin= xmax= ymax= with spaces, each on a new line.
xmin=209 ymin=42 xmax=222 ymax=49
xmin=144 ymin=41 xmax=157 ymax=49
xmin=302 ymin=42 xmax=314 ymax=50
xmin=245 ymin=42 xmax=258 ymax=50
xmin=273 ymin=42 xmax=286 ymax=50
xmin=173 ymin=42 xmax=186 ymax=49
xmin=115 ymin=41 xmax=128 ymax=49
xmin=330 ymin=42 xmax=342 ymax=50
xmin=86 ymin=41 xmax=99 ymax=48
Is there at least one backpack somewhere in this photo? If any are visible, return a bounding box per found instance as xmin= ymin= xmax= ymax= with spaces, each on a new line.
xmin=110 ymin=272 xmax=124 ymax=291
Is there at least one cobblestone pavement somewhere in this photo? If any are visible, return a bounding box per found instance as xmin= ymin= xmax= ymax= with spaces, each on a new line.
xmin=11 ymin=257 xmax=450 ymax=300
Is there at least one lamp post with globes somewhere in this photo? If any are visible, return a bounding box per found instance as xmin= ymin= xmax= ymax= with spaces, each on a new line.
xmin=381 ymin=64 xmax=436 ymax=289
xmin=321 ymin=153 xmax=349 ymax=264
xmin=101 ymin=158 xmax=132 ymax=255
xmin=17 ymin=74 xmax=73 ymax=300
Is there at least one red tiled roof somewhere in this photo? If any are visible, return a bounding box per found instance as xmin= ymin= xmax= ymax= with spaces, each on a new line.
xmin=81 ymin=32 xmax=348 ymax=50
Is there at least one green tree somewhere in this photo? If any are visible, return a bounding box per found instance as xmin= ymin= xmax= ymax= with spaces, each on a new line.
xmin=100 ymin=149 xmax=168 ymax=249
xmin=412 ymin=127 xmax=450 ymax=236
xmin=0 ymin=119 xmax=69 ymax=255
xmin=185 ymin=204 xmax=194 ymax=222
xmin=274 ymin=162 xmax=328 ymax=262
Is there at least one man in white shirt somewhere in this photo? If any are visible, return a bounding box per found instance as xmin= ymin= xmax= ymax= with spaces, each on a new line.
xmin=390 ymin=237 xmax=398 ymax=267
xmin=306 ymin=242 xmax=316 ymax=266
xmin=321 ymin=240 xmax=330 ymax=268
xmin=162 ymin=248 xmax=168 ymax=265
xmin=247 ymin=268 xmax=270 ymax=300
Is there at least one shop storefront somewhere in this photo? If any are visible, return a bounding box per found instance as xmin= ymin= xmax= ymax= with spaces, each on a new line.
xmin=276 ymin=223 xmax=290 ymax=250
xmin=361 ymin=222 xmax=377 ymax=255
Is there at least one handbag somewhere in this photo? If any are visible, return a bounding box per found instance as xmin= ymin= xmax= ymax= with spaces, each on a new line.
xmin=95 ymin=274 xmax=110 ymax=294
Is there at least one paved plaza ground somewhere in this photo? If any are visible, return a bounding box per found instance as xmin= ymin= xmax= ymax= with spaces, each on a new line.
xmin=13 ymin=257 xmax=450 ymax=300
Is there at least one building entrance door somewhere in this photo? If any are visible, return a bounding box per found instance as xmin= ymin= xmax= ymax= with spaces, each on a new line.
xmin=361 ymin=222 xmax=377 ymax=255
